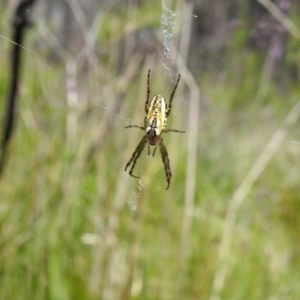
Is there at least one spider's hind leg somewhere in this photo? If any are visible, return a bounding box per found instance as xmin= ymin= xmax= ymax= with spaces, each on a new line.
xmin=129 ymin=171 xmax=140 ymax=179
xmin=125 ymin=135 xmax=148 ymax=178
xmin=158 ymin=137 xmax=172 ymax=190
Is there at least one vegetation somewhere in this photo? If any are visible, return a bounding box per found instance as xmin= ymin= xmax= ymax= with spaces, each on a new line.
xmin=1 ymin=0 xmax=300 ymax=299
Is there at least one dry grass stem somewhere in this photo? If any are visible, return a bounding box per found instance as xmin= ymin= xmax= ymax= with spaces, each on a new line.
xmin=257 ymin=0 xmax=300 ymax=41
xmin=172 ymin=41 xmax=201 ymax=276
xmin=255 ymin=37 xmax=280 ymax=101
xmin=89 ymin=167 xmax=132 ymax=296
xmin=66 ymin=0 xmax=88 ymax=36
xmin=76 ymin=11 xmax=103 ymax=65
xmin=37 ymin=20 xmax=69 ymax=60
xmin=66 ymin=59 xmax=79 ymax=149
xmin=87 ymin=51 xmax=144 ymax=158
xmin=210 ymin=100 xmax=300 ymax=300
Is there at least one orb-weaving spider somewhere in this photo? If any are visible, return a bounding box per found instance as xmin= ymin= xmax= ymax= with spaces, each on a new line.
xmin=125 ymin=69 xmax=185 ymax=190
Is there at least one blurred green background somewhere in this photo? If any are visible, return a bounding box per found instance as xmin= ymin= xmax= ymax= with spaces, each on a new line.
xmin=1 ymin=0 xmax=300 ymax=299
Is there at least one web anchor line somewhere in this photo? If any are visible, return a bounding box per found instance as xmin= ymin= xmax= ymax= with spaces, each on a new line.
xmin=161 ymin=0 xmax=179 ymax=83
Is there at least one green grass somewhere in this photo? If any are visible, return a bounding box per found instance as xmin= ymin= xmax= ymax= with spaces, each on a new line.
xmin=1 ymin=1 xmax=300 ymax=299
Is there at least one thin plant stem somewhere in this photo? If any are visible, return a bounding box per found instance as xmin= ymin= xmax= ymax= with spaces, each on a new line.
xmin=257 ymin=0 xmax=300 ymax=41
xmin=210 ymin=100 xmax=300 ymax=300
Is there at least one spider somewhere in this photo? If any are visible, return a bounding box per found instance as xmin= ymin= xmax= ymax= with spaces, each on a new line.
xmin=124 ymin=69 xmax=185 ymax=190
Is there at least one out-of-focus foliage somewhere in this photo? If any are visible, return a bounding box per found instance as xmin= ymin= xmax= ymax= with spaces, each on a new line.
xmin=1 ymin=0 xmax=300 ymax=299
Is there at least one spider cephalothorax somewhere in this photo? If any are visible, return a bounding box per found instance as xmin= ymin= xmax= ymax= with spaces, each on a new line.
xmin=125 ymin=69 xmax=185 ymax=190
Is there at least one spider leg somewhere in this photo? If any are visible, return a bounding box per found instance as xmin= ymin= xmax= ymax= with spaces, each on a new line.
xmin=166 ymin=74 xmax=180 ymax=117
xmin=125 ymin=135 xmax=148 ymax=178
xmin=148 ymin=144 xmax=150 ymax=156
xmin=152 ymin=146 xmax=157 ymax=157
xmin=145 ymin=69 xmax=151 ymax=114
xmin=124 ymin=125 xmax=145 ymax=130
xmin=163 ymin=129 xmax=185 ymax=134
xmin=158 ymin=137 xmax=172 ymax=190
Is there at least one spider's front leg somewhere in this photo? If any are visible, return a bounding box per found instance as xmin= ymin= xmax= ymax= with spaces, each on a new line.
xmin=166 ymin=73 xmax=180 ymax=117
xmin=125 ymin=135 xmax=148 ymax=178
xmin=145 ymin=69 xmax=151 ymax=114
xmin=124 ymin=125 xmax=145 ymax=130
xmin=163 ymin=129 xmax=185 ymax=134
xmin=158 ymin=137 xmax=172 ymax=190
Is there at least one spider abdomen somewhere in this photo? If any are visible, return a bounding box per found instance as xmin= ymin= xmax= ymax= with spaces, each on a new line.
xmin=145 ymin=95 xmax=166 ymax=136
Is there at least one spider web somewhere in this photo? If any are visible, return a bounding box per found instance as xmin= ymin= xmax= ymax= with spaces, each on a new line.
xmin=161 ymin=0 xmax=179 ymax=82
